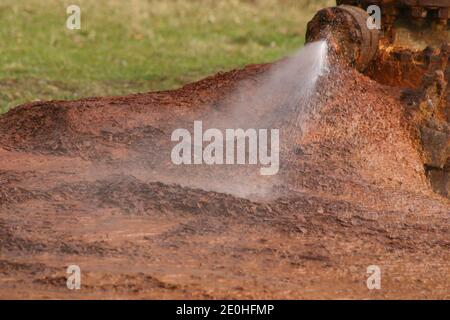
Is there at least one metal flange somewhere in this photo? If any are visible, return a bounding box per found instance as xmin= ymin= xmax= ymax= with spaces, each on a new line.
xmin=306 ymin=5 xmax=380 ymax=71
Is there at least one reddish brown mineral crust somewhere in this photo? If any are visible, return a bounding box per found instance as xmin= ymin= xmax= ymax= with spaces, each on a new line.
xmin=0 ymin=61 xmax=449 ymax=299
xmin=1 ymin=0 xmax=449 ymax=300
xmin=308 ymin=1 xmax=450 ymax=197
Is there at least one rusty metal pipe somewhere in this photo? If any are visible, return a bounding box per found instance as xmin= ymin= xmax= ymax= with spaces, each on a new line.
xmin=306 ymin=5 xmax=380 ymax=71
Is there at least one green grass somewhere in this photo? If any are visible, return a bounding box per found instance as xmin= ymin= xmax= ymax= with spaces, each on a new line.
xmin=0 ymin=0 xmax=333 ymax=113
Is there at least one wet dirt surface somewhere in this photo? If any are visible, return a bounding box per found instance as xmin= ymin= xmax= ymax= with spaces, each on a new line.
xmin=0 ymin=62 xmax=449 ymax=299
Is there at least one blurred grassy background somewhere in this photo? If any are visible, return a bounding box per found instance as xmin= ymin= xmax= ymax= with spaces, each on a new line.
xmin=0 ymin=0 xmax=333 ymax=113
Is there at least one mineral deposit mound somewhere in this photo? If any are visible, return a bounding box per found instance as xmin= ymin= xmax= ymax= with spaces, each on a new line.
xmin=1 ymin=1 xmax=450 ymax=299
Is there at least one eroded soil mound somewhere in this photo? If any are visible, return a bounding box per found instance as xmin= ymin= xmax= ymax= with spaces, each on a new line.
xmin=0 ymin=62 xmax=449 ymax=299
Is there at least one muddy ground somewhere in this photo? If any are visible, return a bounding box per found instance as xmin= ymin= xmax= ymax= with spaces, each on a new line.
xmin=0 ymin=61 xmax=449 ymax=299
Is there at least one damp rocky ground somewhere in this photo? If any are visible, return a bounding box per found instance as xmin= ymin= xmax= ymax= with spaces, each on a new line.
xmin=0 ymin=61 xmax=449 ymax=299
